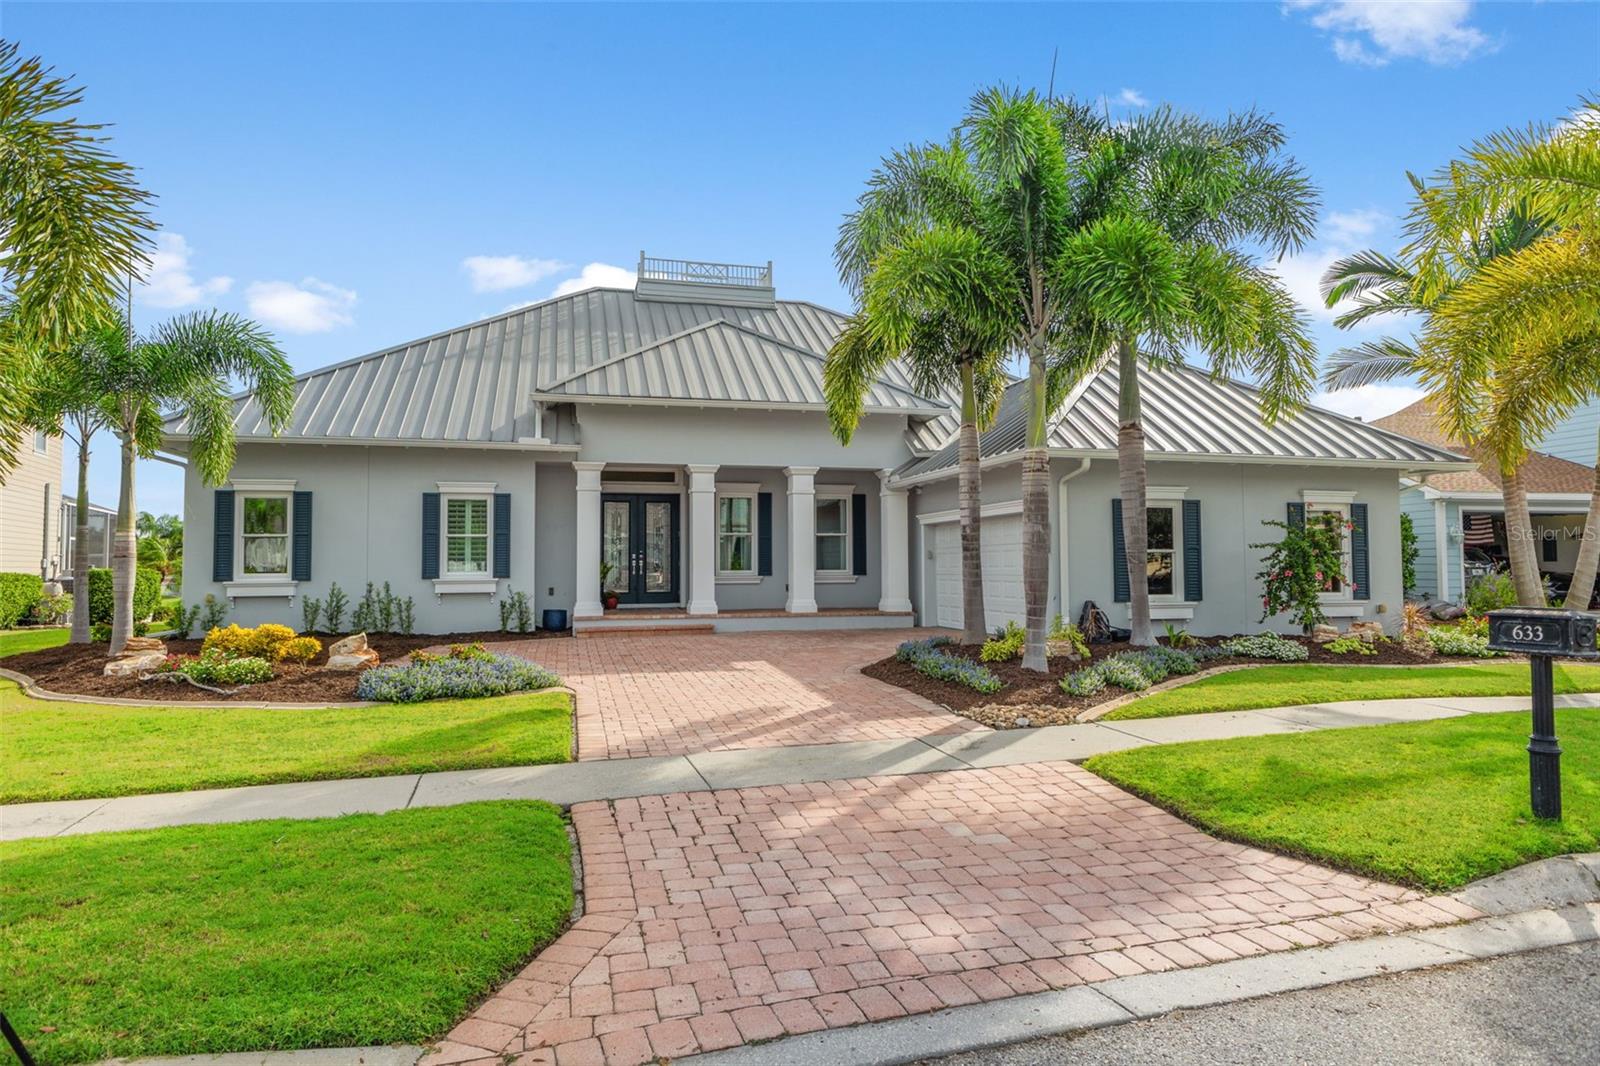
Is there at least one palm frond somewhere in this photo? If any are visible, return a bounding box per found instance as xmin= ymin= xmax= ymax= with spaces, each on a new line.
xmin=1320 ymin=338 xmax=1423 ymax=390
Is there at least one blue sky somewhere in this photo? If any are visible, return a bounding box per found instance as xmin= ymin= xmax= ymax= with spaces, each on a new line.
xmin=9 ymin=1 xmax=1598 ymax=516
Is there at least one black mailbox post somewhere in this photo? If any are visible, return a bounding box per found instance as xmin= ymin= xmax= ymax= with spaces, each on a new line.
xmin=1486 ymin=607 xmax=1600 ymax=819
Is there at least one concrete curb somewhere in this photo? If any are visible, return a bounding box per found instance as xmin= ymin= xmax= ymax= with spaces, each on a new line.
xmin=675 ymin=902 xmax=1600 ymax=1066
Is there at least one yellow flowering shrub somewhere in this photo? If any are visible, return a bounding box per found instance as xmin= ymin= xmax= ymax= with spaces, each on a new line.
xmin=202 ymin=622 xmax=301 ymax=660
xmin=276 ymin=636 xmax=322 ymax=664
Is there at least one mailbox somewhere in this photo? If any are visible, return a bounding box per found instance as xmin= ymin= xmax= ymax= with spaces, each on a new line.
xmin=1486 ymin=608 xmax=1600 ymax=659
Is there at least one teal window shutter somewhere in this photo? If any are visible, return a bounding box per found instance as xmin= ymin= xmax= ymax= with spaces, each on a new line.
xmin=1111 ymin=499 xmax=1129 ymax=603
xmin=493 ymin=493 xmax=511 ymax=579
xmin=1182 ymin=499 xmax=1202 ymax=602
xmin=421 ymin=493 xmax=440 ymax=580
xmin=1350 ymin=502 xmax=1370 ymax=600
xmin=1287 ymin=502 xmax=1305 ymax=529
xmin=213 ymin=490 xmax=235 ymax=582
xmin=757 ymin=492 xmax=773 ymax=576
xmin=291 ymin=491 xmax=312 ymax=581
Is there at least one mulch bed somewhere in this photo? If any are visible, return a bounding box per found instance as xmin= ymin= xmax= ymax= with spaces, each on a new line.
xmin=2 ymin=630 xmax=566 ymax=703
xmin=862 ymin=635 xmax=1473 ymax=729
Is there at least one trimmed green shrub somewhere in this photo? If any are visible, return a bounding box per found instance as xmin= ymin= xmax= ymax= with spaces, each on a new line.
xmin=980 ymin=621 xmax=1025 ymax=662
xmin=86 ymin=567 xmax=162 ymax=625
xmin=1425 ymin=625 xmax=1498 ymax=658
xmin=0 ymin=573 xmax=44 ymax=628
xmin=1465 ymin=572 xmax=1519 ymax=615
xmin=174 ymin=648 xmax=275 ymax=686
xmin=1218 ymin=633 xmax=1310 ymax=661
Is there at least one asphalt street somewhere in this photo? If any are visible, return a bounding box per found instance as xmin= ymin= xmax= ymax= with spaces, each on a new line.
xmin=926 ymin=942 xmax=1600 ymax=1066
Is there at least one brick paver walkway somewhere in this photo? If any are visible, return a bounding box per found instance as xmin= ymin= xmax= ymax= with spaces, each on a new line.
xmin=421 ymin=762 xmax=1480 ymax=1066
xmin=499 ymin=629 xmax=982 ymax=761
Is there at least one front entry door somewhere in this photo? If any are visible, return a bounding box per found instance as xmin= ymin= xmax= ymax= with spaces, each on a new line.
xmin=601 ymin=493 xmax=680 ymax=604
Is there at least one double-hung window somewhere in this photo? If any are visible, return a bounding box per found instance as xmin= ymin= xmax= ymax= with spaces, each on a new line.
xmin=445 ymin=496 xmax=491 ymax=575
xmin=241 ymin=494 xmax=291 ymax=577
xmin=717 ymin=490 xmax=756 ymax=575
xmin=1146 ymin=504 xmax=1177 ymax=597
xmin=33 ymin=430 xmax=48 ymax=455
xmin=815 ymin=492 xmax=851 ymax=574
xmin=1303 ymin=492 xmax=1356 ymax=599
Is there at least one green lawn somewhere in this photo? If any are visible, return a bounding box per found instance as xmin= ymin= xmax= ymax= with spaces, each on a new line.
xmin=0 ymin=802 xmax=572 ymax=1065
xmin=1085 ymin=708 xmax=1600 ymax=890
xmin=0 ymin=680 xmax=572 ymax=803
xmin=1104 ymin=661 xmax=1600 ymax=720
xmin=0 ymin=627 xmax=68 ymax=658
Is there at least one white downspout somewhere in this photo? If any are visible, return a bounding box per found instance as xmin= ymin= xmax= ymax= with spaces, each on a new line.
xmin=1433 ymin=497 xmax=1449 ymax=601
xmin=1056 ymin=458 xmax=1092 ymax=624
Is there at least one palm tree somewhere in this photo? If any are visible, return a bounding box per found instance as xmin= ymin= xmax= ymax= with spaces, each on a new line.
xmin=21 ymin=330 xmax=132 ymax=643
xmin=0 ymin=42 xmax=154 ymax=474
xmin=1056 ymin=109 xmax=1318 ymax=645
xmin=88 ymin=311 xmax=295 ymax=652
xmin=846 ymin=89 xmax=1106 ymax=671
xmin=827 ymin=142 xmax=1010 ymax=645
xmin=1324 ymin=102 xmax=1599 ymax=608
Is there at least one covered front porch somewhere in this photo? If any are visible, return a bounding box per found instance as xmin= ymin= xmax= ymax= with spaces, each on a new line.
xmin=568 ymin=461 xmax=914 ymax=632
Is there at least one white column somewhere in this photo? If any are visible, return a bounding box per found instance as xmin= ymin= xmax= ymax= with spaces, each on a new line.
xmin=686 ymin=464 xmax=720 ymax=616
xmin=877 ymin=469 xmax=913 ymax=613
xmin=573 ymin=461 xmax=605 ymax=618
xmin=785 ymin=466 xmax=819 ymax=613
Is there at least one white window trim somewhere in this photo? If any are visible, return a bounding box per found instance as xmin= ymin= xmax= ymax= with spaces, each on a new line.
xmin=1145 ymin=487 xmax=1188 ymax=604
xmin=814 ymin=484 xmax=855 ymax=580
xmin=715 ymin=482 xmax=760 ymax=581
xmin=1302 ymin=490 xmax=1356 ymax=603
xmin=233 ymin=488 xmax=295 ymax=585
xmin=438 ymin=488 xmax=496 ymax=584
xmin=33 ymin=430 xmax=49 ymax=455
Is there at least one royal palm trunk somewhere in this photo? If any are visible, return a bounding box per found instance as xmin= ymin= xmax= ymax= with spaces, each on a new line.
xmin=1116 ymin=339 xmax=1154 ymax=646
xmin=957 ymin=360 xmax=988 ymax=645
xmin=1020 ymin=345 xmax=1051 ymax=672
xmin=109 ymin=429 xmax=137 ymax=655
xmin=70 ymin=429 xmax=91 ymax=644
xmin=1564 ymin=428 xmax=1600 ymax=610
xmin=1501 ymin=462 xmax=1546 ymax=607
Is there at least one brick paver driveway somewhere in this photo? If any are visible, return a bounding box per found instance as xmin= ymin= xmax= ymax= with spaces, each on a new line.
xmin=501 ymin=629 xmax=982 ymax=761
xmin=423 ymin=762 xmax=1479 ymax=1066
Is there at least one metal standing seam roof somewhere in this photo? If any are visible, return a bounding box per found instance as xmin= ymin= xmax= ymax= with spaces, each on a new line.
xmin=899 ymin=361 xmax=1472 ymax=479
xmin=534 ymin=319 xmax=948 ymax=416
xmin=163 ymin=287 xmax=960 ymax=451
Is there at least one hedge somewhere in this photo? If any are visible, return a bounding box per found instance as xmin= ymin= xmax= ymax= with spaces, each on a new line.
xmin=86 ymin=567 xmax=163 ymax=625
xmin=0 ymin=572 xmax=44 ymax=629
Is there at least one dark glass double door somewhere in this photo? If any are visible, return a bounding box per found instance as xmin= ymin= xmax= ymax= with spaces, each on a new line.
xmin=602 ymin=493 xmax=679 ymax=604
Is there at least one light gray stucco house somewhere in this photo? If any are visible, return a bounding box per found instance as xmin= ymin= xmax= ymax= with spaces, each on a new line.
xmin=167 ymin=256 xmax=1470 ymax=637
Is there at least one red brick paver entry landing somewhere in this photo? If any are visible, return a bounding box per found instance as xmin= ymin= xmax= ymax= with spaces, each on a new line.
xmin=422 ymin=763 xmax=1480 ymax=1066
xmin=503 ymin=629 xmax=982 ymax=761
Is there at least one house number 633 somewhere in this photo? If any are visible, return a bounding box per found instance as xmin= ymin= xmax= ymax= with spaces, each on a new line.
xmin=1509 ymin=623 xmax=1547 ymax=642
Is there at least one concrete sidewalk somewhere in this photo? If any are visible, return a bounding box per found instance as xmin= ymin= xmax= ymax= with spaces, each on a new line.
xmin=7 ymin=693 xmax=1596 ymax=842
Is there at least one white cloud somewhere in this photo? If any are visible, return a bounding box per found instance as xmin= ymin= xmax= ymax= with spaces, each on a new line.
xmin=1312 ymin=383 xmax=1425 ymax=422
xmin=1269 ymin=208 xmax=1393 ymax=325
xmin=1115 ymin=88 xmax=1148 ymax=108
xmin=245 ymin=277 xmax=356 ymax=333
xmin=137 ymin=233 xmax=233 ymax=309
xmin=551 ymin=262 xmax=637 ymax=298
xmin=1285 ymin=1 xmax=1495 ymax=66
xmin=462 ymin=254 xmax=568 ymax=293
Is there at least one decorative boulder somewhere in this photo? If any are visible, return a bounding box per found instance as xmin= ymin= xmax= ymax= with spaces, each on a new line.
xmin=122 ymin=635 xmax=166 ymax=653
xmin=1431 ymin=602 xmax=1467 ymax=621
xmin=328 ymin=632 xmax=370 ymax=656
xmin=1311 ymin=623 xmax=1340 ymax=643
xmin=104 ymin=651 xmax=166 ymax=677
xmin=326 ymin=632 xmax=379 ymax=671
xmin=1347 ymin=621 xmax=1385 ymax=643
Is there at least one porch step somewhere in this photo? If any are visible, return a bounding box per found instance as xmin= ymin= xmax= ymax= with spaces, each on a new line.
xmin=576 ymin=622 xmax=717 ymax=638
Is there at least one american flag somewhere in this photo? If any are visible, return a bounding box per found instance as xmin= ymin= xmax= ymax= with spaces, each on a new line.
xmin=1463 ymin=513 xmax=1498 ymax=547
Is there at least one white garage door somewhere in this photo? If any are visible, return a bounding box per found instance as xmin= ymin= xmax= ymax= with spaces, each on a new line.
xmin=931 ymin=515 xmax=1025 ymax=632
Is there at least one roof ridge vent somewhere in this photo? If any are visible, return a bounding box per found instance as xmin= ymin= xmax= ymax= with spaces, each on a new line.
xmin=635 ymin=252 xmax=776 ymax=308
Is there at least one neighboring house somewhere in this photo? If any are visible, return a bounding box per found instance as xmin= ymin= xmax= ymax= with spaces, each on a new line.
xmin=59 ymin=498 xmax=118 ymax=578
xmin=1536 ymin=398 xmax=1599 ymax=468
xmin=0 ymin=429 xmax=63 ymax=580
xmin=167 ymin=255 xmax=1469 ymax=636
xmin=1375 ymin=398 xmax=1597 ymax=605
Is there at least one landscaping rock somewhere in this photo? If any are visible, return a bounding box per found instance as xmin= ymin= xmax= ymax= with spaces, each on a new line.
xmin=1046 ymin=639 xmax=1084 ymax=661
xmin=328 ymin=632 xmax=370 ymax=656
xmin=326 ymin=650 xmax=379 ymax=671
xmin=1347 ymin=621 xmax=1385 ymax=643
xmin=1311 ymin=623 xmax=1340 ymax=643
xmin=103 ymin=651 xmax=166 ymax=677
xmin=121 ymin=635 xmax=166 ymax=653
xmin=1432 ymin=602 xmax=1467 ymax=621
